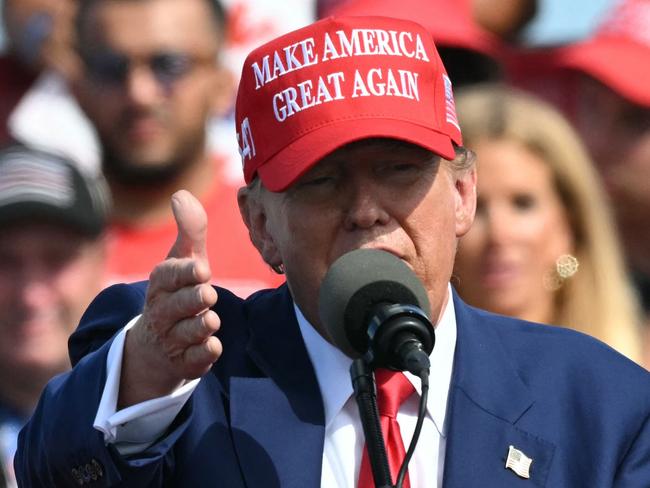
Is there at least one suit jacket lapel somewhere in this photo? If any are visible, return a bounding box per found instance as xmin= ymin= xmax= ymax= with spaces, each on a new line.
xmin=443 ymin=294 xmax=556 ymax=487
xmin=229 ymin=286 xmax=325 ymax=488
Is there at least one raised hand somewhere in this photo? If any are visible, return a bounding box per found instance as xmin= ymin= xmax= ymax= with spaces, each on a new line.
xmin=118 ymin=190 xmax=221 ymax=408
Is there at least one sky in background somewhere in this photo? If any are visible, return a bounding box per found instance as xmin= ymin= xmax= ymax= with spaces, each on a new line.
xmin=523 ymin=0 xmax=615 ymax=45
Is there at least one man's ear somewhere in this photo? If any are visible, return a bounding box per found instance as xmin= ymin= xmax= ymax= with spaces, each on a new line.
xmin=454 ymin=166 xmax=477 ymax=238
xmin=237 ymin=186 xmax=282 ymax=268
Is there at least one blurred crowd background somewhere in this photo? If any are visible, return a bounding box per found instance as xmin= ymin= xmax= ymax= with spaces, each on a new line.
xmin=0 ymin=0 xmax=648 ymax=486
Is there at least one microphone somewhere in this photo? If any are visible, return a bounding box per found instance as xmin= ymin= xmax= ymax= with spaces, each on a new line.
xmin=318 ymin=249 xmax=435 ymax=374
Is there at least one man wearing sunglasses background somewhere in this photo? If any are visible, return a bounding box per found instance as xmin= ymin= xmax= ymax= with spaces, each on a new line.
xmin=73 ymin=0 xmax=283 ymax=294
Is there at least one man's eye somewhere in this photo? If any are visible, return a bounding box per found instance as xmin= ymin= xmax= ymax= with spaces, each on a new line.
xmin=512 ymin=194 xmax=536 ymax=210
xmin=152 ymin=53 xmax=192 ymax=80
xmin=303 ymin=175 xmax=336 ymax=187
xmin=83 ymin=51 xmax=129 ymax=84
xmin=379 ymin=162 xmax=428 ymax=181
xmin=381 ymin=156 xmax=437 ymax=175
xmin=391 ymin=163 xmax=419 ymax=172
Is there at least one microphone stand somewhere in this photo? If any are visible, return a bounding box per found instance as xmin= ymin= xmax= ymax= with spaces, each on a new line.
xmin=350 ymin=358 xmax=394 ymax=488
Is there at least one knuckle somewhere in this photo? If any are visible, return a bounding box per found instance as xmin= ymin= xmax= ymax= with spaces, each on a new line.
xmin=197 ymin=284 xmax=217 ymax=308
xmin=204 ymin=285 xmax=218 ymax=306
xmin=179 ymin=259 xmax=201 ymax=289
xmin=181 ymin=338 xmax=222 ymax=378
xmin=145 ymin=291 xmax=178 ymax=328
xmin=170 ymin=286 xmax=198 ymax=318
xmin=145 ymin=287 xmax=163 ymax=309
xmin=194 ymin=260 xmax=212 ymax=282
xmin=169 ymin=314 xmax=209 ymax=346
xmin=181 ymin=316 xmax=208 ymax=343
xmin=202 ymin=310 xmax=221 ymax=334
xmin=206 ymin=336 xmax=223 ymax=358
xmin=149 ymin=262 xmax=164 ymax=282
xmin=182 ymin=349 xmax=209 ymax=379
xmin=149 ymin=258 xmax=199 ymax=292
xmin=169 ymin=260 xmax=191 ymax=290
xmin=149 ymin=260 xmax=177 ymax=291
xmin=196 ymin=315 xmax=210 ymax=338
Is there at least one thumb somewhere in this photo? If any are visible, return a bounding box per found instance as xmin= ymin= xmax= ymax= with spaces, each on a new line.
xmin=167 ymin=190 xmax=209 ymax=262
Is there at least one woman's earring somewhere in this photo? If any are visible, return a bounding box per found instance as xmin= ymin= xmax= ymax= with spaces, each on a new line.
xmin=544 ymin=254 xmax=579 ymax=291
xmin=271 ymin=263 xmax=285 ymax=275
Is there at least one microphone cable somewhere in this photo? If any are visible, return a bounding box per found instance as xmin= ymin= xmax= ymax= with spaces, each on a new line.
xmin=395 ymin=368 xmax=429 ymax=488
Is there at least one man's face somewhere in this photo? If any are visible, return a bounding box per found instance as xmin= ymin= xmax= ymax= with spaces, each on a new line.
xmin=0 ymin=223 xmax=106 ymax=380
xmin=241 ymin=140 xmax=477 ymax=337
xmin=75 ymin=0 xmax=224 ymax=183
xmin=576 ymin=76 xmax=650 ymax=262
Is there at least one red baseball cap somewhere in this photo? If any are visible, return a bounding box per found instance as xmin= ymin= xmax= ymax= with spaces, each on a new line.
xmin=235 ymin=15 xmax=463 ymax=192
xmin=556 ymin=0 xmax=650 ymax=108
xmin=327 ymin=0 xmax=501 ymax=58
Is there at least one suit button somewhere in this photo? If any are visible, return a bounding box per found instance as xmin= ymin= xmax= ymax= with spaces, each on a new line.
xmin=71 ymin=467 xmax=84 ymax=485
xmin=82 ymin=463 xmax=91 ymax=483
xmin=87 ymin=462 xmax=97 ymax=481
xmin=91 ymin=459 xmax=104 ymax=479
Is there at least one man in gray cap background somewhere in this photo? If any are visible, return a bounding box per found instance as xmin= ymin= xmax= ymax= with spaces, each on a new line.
xmin=0 ymin=143 xmax=110 ymax=487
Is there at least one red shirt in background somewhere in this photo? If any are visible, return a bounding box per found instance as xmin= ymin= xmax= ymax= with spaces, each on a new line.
xmin=105 ymin=163 xmax=284 ymax=298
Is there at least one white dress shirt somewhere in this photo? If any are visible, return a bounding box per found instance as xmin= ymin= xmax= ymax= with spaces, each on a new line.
xmin=94 ymin=286 xmax=458 ymax=486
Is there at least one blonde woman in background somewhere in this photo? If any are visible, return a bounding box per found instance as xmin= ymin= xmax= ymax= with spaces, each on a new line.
xmin=453 ymin=83 xmax=644 ymax=365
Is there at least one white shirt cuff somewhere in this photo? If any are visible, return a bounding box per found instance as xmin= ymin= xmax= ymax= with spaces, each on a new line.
xmin=93 ymin=315 xmax=200 ymax=455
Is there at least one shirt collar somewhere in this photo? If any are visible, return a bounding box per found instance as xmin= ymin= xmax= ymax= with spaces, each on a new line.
xmin=296 ymin=284 xmax=457 ymax=437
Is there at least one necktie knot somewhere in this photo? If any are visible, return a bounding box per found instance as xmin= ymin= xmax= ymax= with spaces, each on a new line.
xmin=375 ymin=368 xmax=415 ymax=419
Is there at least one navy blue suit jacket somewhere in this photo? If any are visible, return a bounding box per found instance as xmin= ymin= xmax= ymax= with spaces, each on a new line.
xmin=16 ymin=282 xmax=650 ymax=487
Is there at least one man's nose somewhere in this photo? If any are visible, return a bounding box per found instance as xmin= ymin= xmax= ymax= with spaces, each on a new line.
xmin=17 ymin=270 xmax=54 ymax=309
xmin=343 ymin=180 xmax=391 ymax=230
xmin=125 ymin=65 xmax=162 ymax=106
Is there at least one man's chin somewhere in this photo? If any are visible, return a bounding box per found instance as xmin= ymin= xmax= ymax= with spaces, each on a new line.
xmin=104 ymin=154 xmax=185 ymax=185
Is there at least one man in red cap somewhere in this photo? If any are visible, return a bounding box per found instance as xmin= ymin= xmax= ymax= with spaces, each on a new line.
xmin=16 ymin=15 xmax=650 ymax=487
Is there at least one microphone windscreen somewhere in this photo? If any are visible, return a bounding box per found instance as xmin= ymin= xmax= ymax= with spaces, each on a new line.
xmin=318 ymin=249 xmax=430 ymax=358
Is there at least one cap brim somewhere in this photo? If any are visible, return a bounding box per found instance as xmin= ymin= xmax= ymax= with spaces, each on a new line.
xmin=0 ymin=202 xmax=104 ymax=236
xmin=558 ymin=38 xmax=650 ymax=107
xmin=257 ymin=118 xmax=456 ymax=192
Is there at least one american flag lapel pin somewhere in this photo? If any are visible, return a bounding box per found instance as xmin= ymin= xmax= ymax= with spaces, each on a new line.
xmin=505 ymin=445 xmax=532 ymax=479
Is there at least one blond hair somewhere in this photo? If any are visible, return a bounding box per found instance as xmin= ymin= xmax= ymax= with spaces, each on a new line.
xmin=455 ymin=83 xmax=642 ymax=362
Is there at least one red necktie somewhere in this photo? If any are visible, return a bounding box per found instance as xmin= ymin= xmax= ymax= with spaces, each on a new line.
xmin=358 ymin=368 xmax=415 ymax=488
